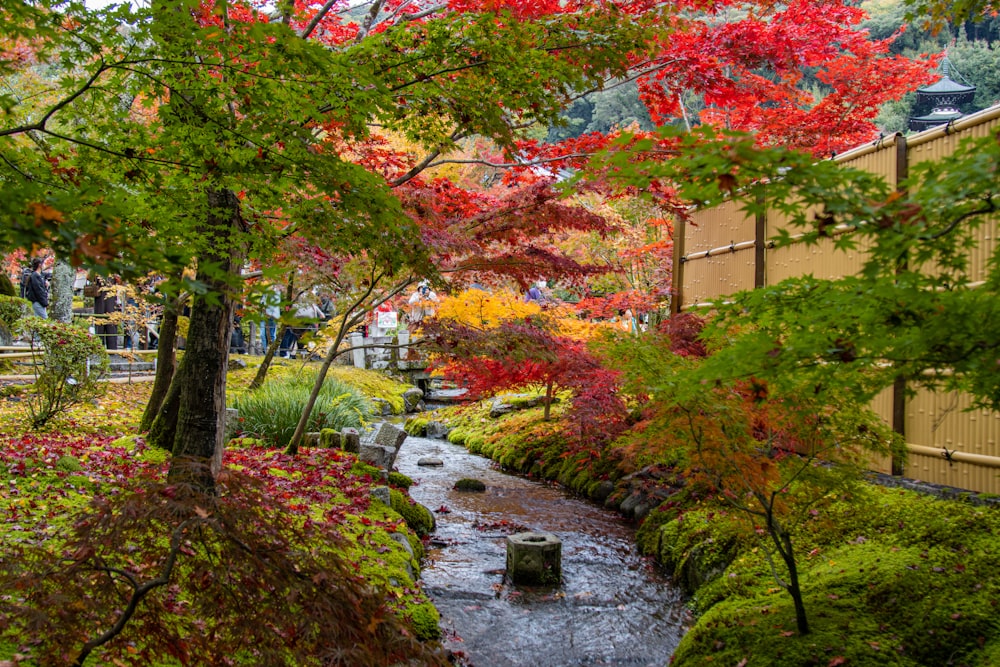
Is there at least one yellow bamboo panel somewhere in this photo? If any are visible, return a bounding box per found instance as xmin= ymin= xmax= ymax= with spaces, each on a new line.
xmin=903 ymin=451 xmax=1000 ymax=496
xmin=906 ymin=112 xmax=1000 ymax=284
xmin=677 ymin=104 xmax=1000 ymax=493
xmin=835 ymin=134 xmax=900 ymax=182
xmin=686 ymin=200 xmax=755 ymax=254
xmin=904 ymin=388 xmax=1000 ymax=493
xmin=765 ymin=234 xmax=869 ymax=284
xmin=681 ymin=251 xmax=756 ymax=307
xmin=864 ymin=387 xmax=896 ymax=474
xmin=908 ymin=389 xmax=1000 ymax=460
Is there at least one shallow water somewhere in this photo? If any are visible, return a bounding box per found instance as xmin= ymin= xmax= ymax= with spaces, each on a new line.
xmin=395 ymin=434 xmax=690 ymax=667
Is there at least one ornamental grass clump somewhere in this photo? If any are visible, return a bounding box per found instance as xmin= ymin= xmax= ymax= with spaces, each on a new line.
xmin=232 ymin=374 xmax=370 ymax=447
xmin=18 ymin=317 xmax=110 ymax=429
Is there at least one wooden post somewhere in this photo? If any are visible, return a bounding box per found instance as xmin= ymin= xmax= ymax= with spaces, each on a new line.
xmin=891 ymin=134 xmax=909 ymax=477
xmin=671 ymin=213 xmax=686 ymax=315
xmin=754 ymin=192 xmax=767 ymax=289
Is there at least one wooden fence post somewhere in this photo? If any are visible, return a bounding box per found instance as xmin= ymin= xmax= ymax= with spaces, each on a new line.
xmin=891 ymin=134 xmax=909 ymax=477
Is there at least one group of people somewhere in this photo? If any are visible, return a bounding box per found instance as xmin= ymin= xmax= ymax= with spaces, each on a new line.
xmin=256 ymin=286 xmax=332 ymax=358
xmin=251 ymin=280 xmax=442 ymax=358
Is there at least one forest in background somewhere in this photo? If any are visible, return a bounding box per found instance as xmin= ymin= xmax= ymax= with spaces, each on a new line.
xmin=546 ymin=0 xmax=1000 ymax=145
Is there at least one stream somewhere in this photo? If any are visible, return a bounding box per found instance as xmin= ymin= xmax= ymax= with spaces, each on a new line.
xmin=394 ymin=433 xmax=690 ymax=667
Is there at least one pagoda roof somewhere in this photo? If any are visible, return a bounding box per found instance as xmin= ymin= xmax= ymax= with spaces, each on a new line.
xmin=919 ymin=75 xmax=976 ymax=95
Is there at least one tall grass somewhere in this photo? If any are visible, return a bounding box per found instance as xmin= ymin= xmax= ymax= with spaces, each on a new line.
xmin=232 ymin=374 xmax=370 ymax=447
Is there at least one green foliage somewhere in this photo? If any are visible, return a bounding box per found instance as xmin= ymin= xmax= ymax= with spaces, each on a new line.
xmin=17 ymin=317 xmax=110 ymax=429
xmin=0 ymin=295 xmax=28 ymax=328
xmin=231 ymin=374 xmax=370 ymax=447
xmin=0 ymin=273 xmax=16 ymax=298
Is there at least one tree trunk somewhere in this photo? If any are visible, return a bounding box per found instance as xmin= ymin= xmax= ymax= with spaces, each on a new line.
xmin=140 ymin=295 xmax=182 ymax=432
xmin=768 ymin=515 xmax=810 ymax=635
xmin=160 ymin=188 xmax=246 ymax=493
xmin=248 ymin=323 xmax=289 ymax=391
xmin=543 ymin=380 xmax=554 ymax=421
xmin=49 ymin=259 xmax=74 ymax=324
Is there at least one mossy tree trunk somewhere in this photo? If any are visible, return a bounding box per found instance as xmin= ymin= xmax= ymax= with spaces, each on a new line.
xmin=50 ymin=258 xmax=74 ymax=324
xmin=150 ymin=189 xmax=245 ymax=493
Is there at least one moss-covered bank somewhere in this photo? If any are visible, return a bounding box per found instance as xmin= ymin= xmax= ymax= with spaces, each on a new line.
xmin=412 ymin=400 xmax=1000 ymax=667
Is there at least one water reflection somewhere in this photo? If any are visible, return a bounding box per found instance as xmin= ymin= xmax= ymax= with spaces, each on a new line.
xmin=395 ymin=434 xmax=689 ymax=667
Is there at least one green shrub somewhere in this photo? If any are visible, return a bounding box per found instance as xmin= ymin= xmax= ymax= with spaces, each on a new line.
xmin=0 ymin=295 xmax=29 ymax=356
xmin=0 ymin=294 xmax=28 ymax=328
xmin=17 ymin=317 xmax=110 ymax=428
xmin=231 ymin=374 xmax=370 ymax=447
xmin=0 ymin=273 xmax=16 ymax=297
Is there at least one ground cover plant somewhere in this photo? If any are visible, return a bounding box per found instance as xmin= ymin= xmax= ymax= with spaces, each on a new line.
xmin=0 ymin=371 xmax=445 ymax=666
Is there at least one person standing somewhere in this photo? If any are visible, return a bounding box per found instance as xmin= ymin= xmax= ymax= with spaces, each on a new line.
xmin=260 ymin=284 xmax=281 ymax=351
xmin=23 ymin=258 xmax=49 ymax=318
xmin=407 ymin=281 xmax=438 ymax=325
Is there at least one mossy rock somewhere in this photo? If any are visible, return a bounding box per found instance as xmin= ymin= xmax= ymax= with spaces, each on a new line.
xmin=402 ymin=600 xmax=441 ymax=641
xmin=453 ymin=478 xmax=486 ymax=492
xmin=390 ymin=489 xmax=435 ymax=536
xmin=404 ymin=417 xmax=429 ymax=436
xmin=388 ymin=471 xmax=414 ymax=489
xmin=350 ymin=461 xmax=383 ymax=480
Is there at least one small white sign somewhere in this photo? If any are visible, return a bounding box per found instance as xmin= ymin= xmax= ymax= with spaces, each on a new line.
xmin=376 ymin=311 xmax=398 ymax=329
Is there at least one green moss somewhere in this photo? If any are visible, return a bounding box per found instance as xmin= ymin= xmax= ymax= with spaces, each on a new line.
xmin=227 ymin=436 xmax=263 ymax=448
xmin=447 ymin=427 xmax=468 ymax=445
xmin=137 ymin=447 xmax=171 ymax=465
xmin=326 ymin=366 xmax=412 ymax=414
xmin=318 ymin=429 xmax=340 ymax=448
xmin=0 ymin=272 xmax=16 ymax=297
xmin=108 ymin=434 xmax=143 ymax=451
xmin=55 ymin=455 xmax=83 ymax=472
xmin=390 ymin=489 xmax=435 ymax=536
xmin=404 ymin=416 xmax=429 ymax=436
xmin=402 ymin=600 xmax=441 ymax=641
xmin=466 ymin=433 xmax=486 ymax=454
xmin=350 ymin=461 xmax=383 ymax=480
xmin=387 ymin=471 xmax=414 ymax=489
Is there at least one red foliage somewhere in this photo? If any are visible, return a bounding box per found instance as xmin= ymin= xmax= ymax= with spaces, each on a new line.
xmin=658 ymin=312 xmax=708 ymax=358
xmin=424 ymin=315 xmax=629 ymax=449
